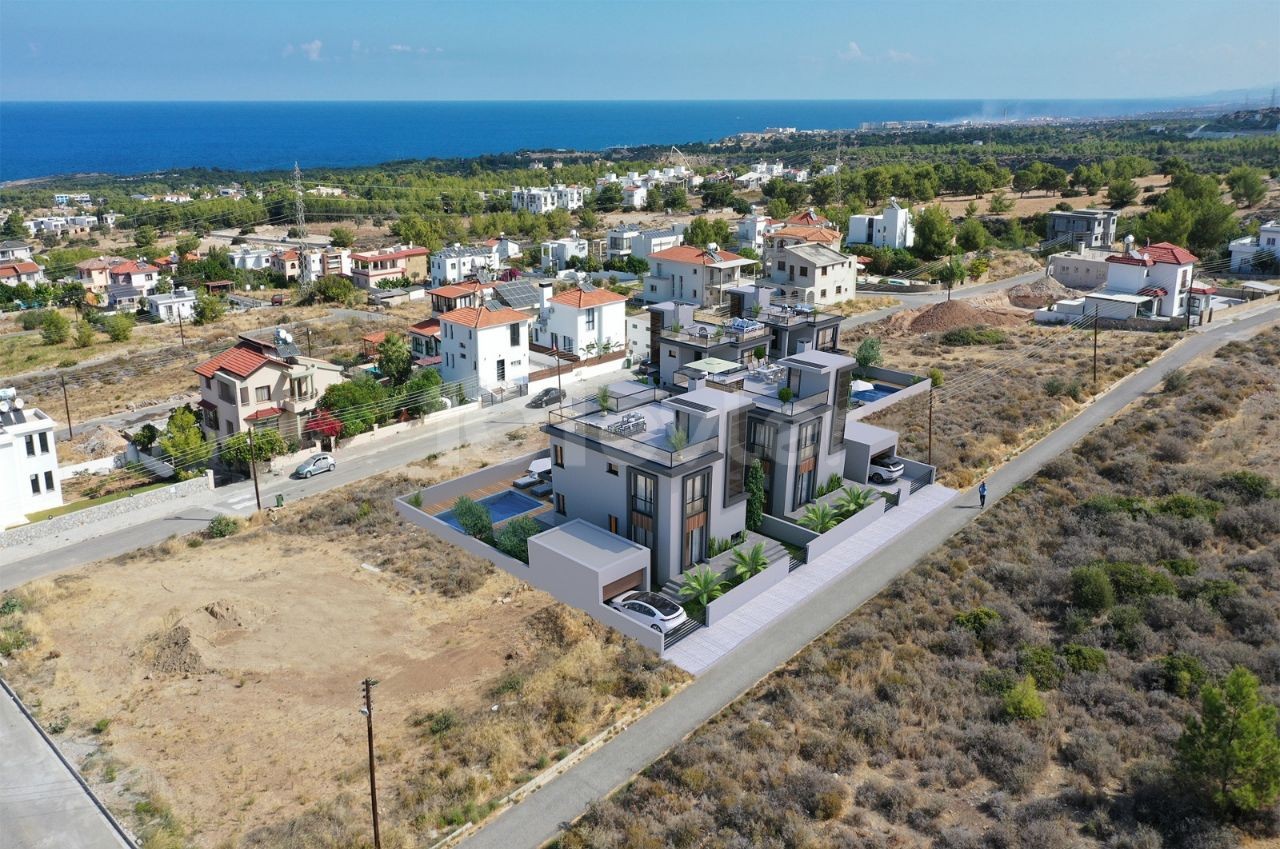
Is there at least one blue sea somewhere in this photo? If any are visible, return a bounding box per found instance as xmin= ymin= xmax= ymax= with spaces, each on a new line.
xmin=0 ymin=99 xmax=1208 ymax=181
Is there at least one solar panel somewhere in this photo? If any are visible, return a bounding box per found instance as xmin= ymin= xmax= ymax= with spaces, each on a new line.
xmin=578 ymin=280 xmax=596 ymax=293
xmin=275 ymin=341 xmax=302 ymax=359
xmin=495 ymin=279 xmax=541 ymax=309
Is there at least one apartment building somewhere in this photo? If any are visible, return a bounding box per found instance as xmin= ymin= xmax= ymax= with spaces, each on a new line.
xmin=1045 ymin=209 xmax=1118 ymax=249
xmin=351 ymin=245 xmax=430 ymax=288
xmin=510 ymin=184 xmax=586 ymax=214
xmin=847 ymin=198 xmax=915 ymax=249
xmin=604 ymin=224 xmax=685 ymax=262
xmin=437 ymin=304 xmax=531 ymax=394
xmin=300 ymin=247 xmax=352 ymax=283
xmin=542 ymin=348 xmax=857 ymax=587
xmin=0 ymin=389 xmax=62 ymax=527
xmin=644 ymin=244 xmax=757 ymax=307
xmin=193 ymin=330 xmax=344 ymax=442
xmin=430 ymin=244 xmax=499 ymax=286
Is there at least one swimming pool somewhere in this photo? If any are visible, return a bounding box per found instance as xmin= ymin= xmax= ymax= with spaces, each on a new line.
xmin=852 ymin=383 xmax=900 ymax=404
xmin=436 ymin=489 xmax=542 ymax=531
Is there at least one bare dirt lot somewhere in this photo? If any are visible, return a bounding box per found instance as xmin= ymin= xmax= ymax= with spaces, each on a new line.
xmin=1 ymin=428 xmax=684 ymax=848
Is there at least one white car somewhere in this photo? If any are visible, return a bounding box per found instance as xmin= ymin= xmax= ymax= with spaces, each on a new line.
xmin=294 ymin=453 xmax=336 ymax=478
xmin=869 ymin=455 xmax=905 ymax=484
xmin=610 ymin=590 xmax=688 ymax=633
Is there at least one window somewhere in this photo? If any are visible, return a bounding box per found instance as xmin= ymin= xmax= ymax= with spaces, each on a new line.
xmin=725 ymin=407 xmax=747 ymax=505
xmin=799 ymin=267 xmax=808 ymax=277
xmin=255 ymin=386 xmax=271 ymax=403
xmin=555 ymin=493 xmax=566 ymax=515
xmin=820 ymin=290 xmax=827 ymax=299
xmin=225 ymin=420 xmax=234 ymax=435
xmin=585 ymin=308 xmax=596 ymax=331
xmin=683 ymin=470 xmax=710 ymax=567
xmin=608 ymin=514 xmax=619 ymax=534
xmin=30 ymin=474 xmax=40 ymax=495
xmin=562 ymin=336 xmax=573 ymax=352
xmin=794 ymin=419 xmax=821 ymax=510
xmin=510 ymin=323 xmax=520 ymax=346
xmin=835 ymin=286 xmax=842 ymax=295
xmin=553 ymin=444 xmax=564 ymax=468
xmin=25 ymin=435 xmax=35 ymax=456
xmin=606 ymin=462 xmax=619 ymax=476
xmin=203 ymin=377 xmax=211 ymax=389
xmin=239 ymin=387 xmax=249 ymax=406
xmin=776 ymin=260 xmax=785 ymax=271
xmin=821 ymin=267 xmax=829 ymax=276
xmin=44 ymin=471 xmax=54 ymax=491
xmin=630 ymin=471 xmax=656 ymax=517
xmin=684 ymin=472 xmax=708 ymax=517
xmin=496 ymin=359 xmax=506 ymax=382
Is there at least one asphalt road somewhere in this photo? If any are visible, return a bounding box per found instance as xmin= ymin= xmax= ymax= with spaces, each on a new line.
xmin=455 ymin=303 xmax=1280 ymax=849
xmin=0 ymin=681 xmax=132 ymax=849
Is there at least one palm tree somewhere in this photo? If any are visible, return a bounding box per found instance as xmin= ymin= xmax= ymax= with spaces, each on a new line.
xmin=731 ymin=542 xmax=769 ymax=582
xmin=798 ymin=503 xmax=840 ymax=533
xmin=835 ymin=485 xmax=876 ymax=519
xmin=680 ymin=566 xmax=727 ymax=608
xmin=596 ymin=385 xmax=612 ymax=415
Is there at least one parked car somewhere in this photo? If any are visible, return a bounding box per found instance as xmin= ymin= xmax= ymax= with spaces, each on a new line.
xmin=869 ymin=455 xmax=905 ymax=484
xmin=526 ymin=387 xmax=567 ymax=408
xmin=609 ymin=590 xmax=688 ymax=633
xmin=271 ymin=293 xmax=286 ymax=306
xmin=294 ymin=453 xmax=336 ymax=478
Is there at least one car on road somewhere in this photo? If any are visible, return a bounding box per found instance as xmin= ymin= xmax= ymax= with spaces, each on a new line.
xmin=609 ymin=590 xmax=688 ymax=633
xmin=526 ymin=387 xmax=567 ymax=408
xmin=869 ymin=455 xmax=905 ymax=484
xmin=294 ymin=453 xmax=336 ymax=478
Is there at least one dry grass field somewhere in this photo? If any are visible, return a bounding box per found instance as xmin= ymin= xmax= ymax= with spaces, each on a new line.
xmin=556 ymin=328 xmax=1280 ymax=849
xmin=0 ymin=426 xmax=685 ymax=848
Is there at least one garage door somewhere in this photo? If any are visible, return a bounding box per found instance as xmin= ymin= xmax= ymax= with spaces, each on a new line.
xmin=602 ymin=569 xmax=645 ymax=602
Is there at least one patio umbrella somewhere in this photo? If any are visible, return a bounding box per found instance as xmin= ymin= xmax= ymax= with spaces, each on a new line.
xmin=528 ymin=458 xmax=552 ymax=476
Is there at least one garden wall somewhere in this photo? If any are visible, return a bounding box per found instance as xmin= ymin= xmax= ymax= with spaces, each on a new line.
xmin=704 ymin=558 xmax=791 ymax=627
xmin=805 ymin=498 xmax=886 ymax=560
xmin=759 ymin=514 xmax=818 ymax=549
xmin=339 ymin=401 xmax=475 ymax=450
xmin=58 ymin=454 xmax=125 ymax=480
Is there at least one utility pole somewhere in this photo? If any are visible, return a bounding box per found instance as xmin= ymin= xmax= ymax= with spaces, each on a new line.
xmin=176 ymin=308 xmax=187 ymax=350
xmin=362 ymin=678 xmax=382 ymax=849
xmin=1092 ymin=304 xmax=1099 ymax=395
xmin=247 ymin=425 xmax=262 ymax=512
xmin=60 ymin=374 xmax=73 ymax=439
xmin=926 ymin=387 xmax=934 ymax=466
xmin=305 ymin=327 xmax=313 ymax=358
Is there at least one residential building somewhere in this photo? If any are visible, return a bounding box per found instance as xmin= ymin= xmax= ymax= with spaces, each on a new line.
xmin=644 ymin=244 xmax=757 ymax=307
xmin=408 ymin=318 xmax=442 ymax=366
xmin=763 ymin=225 xmax=843 ymax=266
xmin=1102 ymin=241 xmax=1198 ymax=318
xmin=483 ymin=235 xmax=523 ymax=262
xmin=0 ymin=389 xmax=63 ymax=528
xmin=147 ymin=287 xmax=197 ymax=324
xmin=1045 ymin=209 xmax=1118 ymax=248
xmin=53 ymin=193 xmax=92 ymax=206
xmin=429 ymin=244 xmax=498 ymax=286
xmin=437 ymin=304 xmax=531 ymax=394
xmin=541 ymin=233 xmax=589 ymax=272
xmin=736 ymin=214 xmax=783 ymax=254
xmin=231 ymin=246 xmax=275 ymax=271
xmin=626 ymin=313 xmax=653 ymax=365
xmin=847 ymin=198 xmax=915 ymax=249
xmin=351 ymin=244 xmax=430 ymax=288
xmin=766 ymin=243 xmax=858 ymax=305
xmin=605 ymin=224 xmax=685 ymax=262
xmin=784 ymin=208 xmax=836 ymax=230
xmin=75 ymin=256 xmax=126 ymax=295
xmin=193 ymin=329 xmax=345 ymax=442
xmin=269 ymin=249 xmax=301 ymax=281
xmin=107 ymin=259 xmax=160 ymax=293
xmin=0 ymin=260 xmax=44 ymax=286
xmin=1228 ymin=220 xmax=1280 ymax=271
xmin=529 ymin=280 xmax=627 ymax=358
xmin=623 ymin=185 xmax=648 ymax=210
xmin=0 ymin=241 xmax=35 ymax=263
xmin=429 ymin=281 xmax=493 ymax=313
xmin=300 ymin=247 xmax=352 ymax=283
xmin=106 ymin=285 xmax=146 ymax=312
xmin=1045 ymin=246 xmax=1114 ymax=289
xmin=98 ymin=213 xmax=121 ymax=228
xmin=510 ymin=184 xmax=586 ymax=214
xmin=542 ymin=348 xmax=858 ymax=587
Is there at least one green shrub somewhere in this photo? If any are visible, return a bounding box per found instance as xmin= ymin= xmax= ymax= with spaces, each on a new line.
xmin=940 ymin=326 xmax=1008 ymax=346
xmin=1002 ymin=675 xmax=1046 ymax=720
xmin=1161 ymin=652 xmax=1208 ymax=698
xmin=1061 ymin=644 xmax=1108 ymax=673
xmin=1079 ymin=494 xmax=1149 ymax=518
xmin=451 ymin=496 xmax=492 ymax=540
xmin=954 ymin=607 xmax=1002 ymax=637
xmin=1154 ymin=493 xmax=1222 ymax=520
xmin=1163 ymin=368 xmax=1189 ymax=392
xmin=0 ymin=627 xmax=29 ymax=657
xmin=41 ymin=310 xmax=70 ymax=345
xmin=1070 ymin=565 xmax=1115 ymax=614
xmin=0 ymin=595 xmax=22 ymax=616
xmin=206 ymin=514 xmax=240 ymax=539
xmin=777 ymin=386 xmax=794 ymax=402
xmin=1017 ymin=645 xmax=1063 ymax=689
xmin=1216 ymin=470 xmax=1275 ymax=502
xmin=91 ymin=718 xmax=111 ymax=735
xmin=102 ymin=313 xmax=135 ymax=342
xmin=1161 ymin=557 xmax=1199 ymax=576
xmin=928 ymin=367 xmax=944 ymax=387
xmin=19 ymin=309 xmax=51 ymax=331
xmin=495 ymin=515 xmax=542 ymax=563
xmin=1103 ymin=561 xmax=1177 ymax=602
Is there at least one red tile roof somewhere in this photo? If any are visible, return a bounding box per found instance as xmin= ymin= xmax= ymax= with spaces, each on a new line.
xmin=786 ymin=209 xmax=832 ymax=227
xmin=438 ymin=305 xmax=529 ymax=329
xmin=551 ymin=287 xmax=627 ymax=308
xmin=1106 ymin=242 xmax=1198 ymax=267
xmin=409 ymin=318 xmax=441 ymax=336
xmin=361 ymin=330 xmax=388 ymax=345
xmin=0 ymin=261 xmax=40 ymax=277
xmin=431 ymin=283 xmax=486 ymax=298
xmin=245 ymin=407 xmax=283 ymax=422
xmin=770 ymin=225 xmax=842 ymax=244
xmin=108 ymin=260 xmax=159 ymax=276
xmin=415 ymin=355 xmax=443 ymax=366
xmin=649 ymin=245 xmax=750 ymax=265
xmin=277 ymin=250 xmax=299 ymax=261
xmin=1106 ymin=253 xmax=1154 ymax=267
xmin=194 ymin=345 xmax=271 ymax=379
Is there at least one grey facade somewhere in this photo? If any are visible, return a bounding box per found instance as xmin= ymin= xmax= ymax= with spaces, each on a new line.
xmin=1046 ymin=209 xmax=1118 ymax=249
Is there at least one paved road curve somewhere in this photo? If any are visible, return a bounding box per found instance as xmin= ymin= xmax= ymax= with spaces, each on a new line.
xmin=0 ymin=680 xmax=132 ymax=849
xmin=456 ymin=304 xmax=1280 ymax=849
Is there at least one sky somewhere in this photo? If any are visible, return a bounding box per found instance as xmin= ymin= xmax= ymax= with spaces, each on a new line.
xmin=1 ymin=0 xmax=1277 ymax=102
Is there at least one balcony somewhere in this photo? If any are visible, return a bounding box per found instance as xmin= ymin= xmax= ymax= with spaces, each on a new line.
xmin=546 ymin=387 xmax=719 ymax=468
xmin=281 ymin=388 xmax=320 ymax=414
xmin=660 ymin=319 xmax=771 ymax=349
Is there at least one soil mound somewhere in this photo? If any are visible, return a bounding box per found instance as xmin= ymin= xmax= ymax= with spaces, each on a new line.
xmin=69 ymin=425 xmax=128 ymax=460
xmin=141 ymin=624 xmax=208 ymax=676
xmin=907 ymin=300 xmax=1029 ymax=334
xmin=1006 ymin=275 xmax=1076 ymax=309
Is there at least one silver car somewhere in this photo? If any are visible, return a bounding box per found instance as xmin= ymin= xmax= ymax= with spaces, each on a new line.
xmin=294 ymin=453 xmax=336 ymax=478
xmin=869 ymin=455 xmax=905 ymax=484
xmin=610 ymin=590 xmax=688 ymax=633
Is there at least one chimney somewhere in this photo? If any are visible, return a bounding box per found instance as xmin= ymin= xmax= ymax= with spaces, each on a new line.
xmin=538 ymin=279 xmax=553 ymax=310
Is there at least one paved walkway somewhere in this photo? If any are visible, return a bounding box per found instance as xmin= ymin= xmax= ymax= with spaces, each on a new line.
xmin=456 ymin=303 xmax=1280 ymax=849
xmin=667 ymin=483 xmax=956 ymax=674
xmin=0 ymin=681 xmax=132 ymax=849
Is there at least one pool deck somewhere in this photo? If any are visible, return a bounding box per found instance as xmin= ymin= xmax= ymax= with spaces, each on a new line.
xmin=425 ymin=480 xmax=555 ymax=525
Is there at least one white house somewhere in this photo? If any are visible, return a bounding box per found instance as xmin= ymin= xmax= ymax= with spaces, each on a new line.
xmin=107 ymin=259 xmax=160 ymax=293
xmin=301 ymin=247 xmax=352 ymax=284
xmin=0 ymin=260 xmax=44 ymax=287
xmin=736 ymin=215 xmax=783 ymax=254
xmin=98 ymin=212 xmax=121 ymax=228
xmin=626 ymin=313 xmax=652 ymax=364
xmin=147 ymin=287 xmax=198 ymax=324
xmin=766 ymin=243 xmax=859 ymax=306
xmin=541 ymin=234 xmax=590 ymax=272
xmin=0 ymin=389 xmax=62 ymax=528
xmin=0 ymin=241 xmax=34 ymax=263
xmin=231 ymin=246 xmax=275 ymax=271
xmin=431 ymin=244 xmax=500 ymax=286
xmin=1228 ymin=220 xmax=1280 ymax=272
xmin=623 ymin=185 xmax=648 ymax=209
xmin=1102 ymin=241 xmax=1198 ymax=318
xmin=529 ymin=280 xmax=627 ymax=358
xmin=847 ymin=198 xmax=915 ymax=249
xmin=483 ymin=235 xmax=523 ymax=262
xmin=645 ymin=244 xmax=757 ymax=307
xmin=437 ymin=304 xmax=531 ymax=394
xmin=510 ymin=184 xmax=586 ymax=214
xmin=53 ymin=193 xmax=92 ymax=206
xmin=604 ymin=224 xmax=684 ymax=262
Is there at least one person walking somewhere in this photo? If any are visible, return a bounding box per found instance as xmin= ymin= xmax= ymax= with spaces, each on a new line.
xmin=978 ymin=480 xmax=988 ymax=509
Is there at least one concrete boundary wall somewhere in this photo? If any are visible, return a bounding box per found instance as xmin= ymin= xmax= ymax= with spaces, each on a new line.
xmin=849 ymin=377 xmax=929 ymax=422
xmin=705 ymin=558 xmax=790 ymax=627
xmin=1 ymin=471 xmax=214 ymax=549
xmin=340 ymin=401 xmax=474 ymax=450
xmin=58 ymin=454 xmax=125 ymax=480
xmin=806 ymin=498 xmax=886 ymax=560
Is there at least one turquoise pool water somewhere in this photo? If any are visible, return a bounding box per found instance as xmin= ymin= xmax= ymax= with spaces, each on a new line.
xmin=436 ymin=489 xmax=541 ymax=531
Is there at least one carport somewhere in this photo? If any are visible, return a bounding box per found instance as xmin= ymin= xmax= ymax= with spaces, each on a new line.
xmin=526 ymin=519 xmax=651 ymax=610
xmin=843 ymin=420 xmax=899 ymax=484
